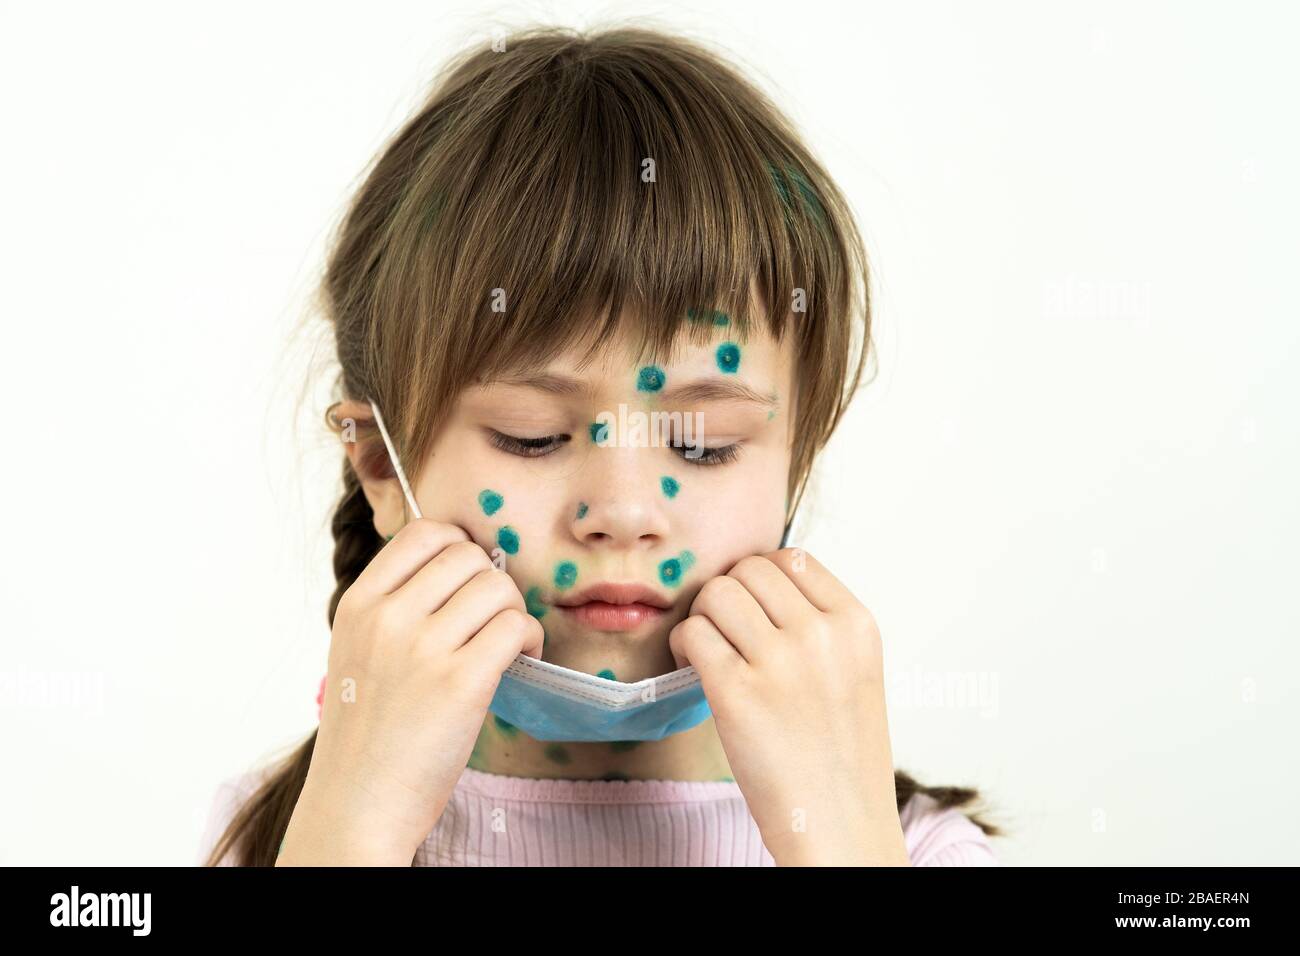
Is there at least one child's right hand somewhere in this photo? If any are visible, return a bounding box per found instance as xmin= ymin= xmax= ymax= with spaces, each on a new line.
xmin=278 ymin=518 xmax=543 ymax=866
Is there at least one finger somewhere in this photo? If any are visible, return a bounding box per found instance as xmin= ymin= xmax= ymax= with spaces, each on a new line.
xmin=390 ymin=539 xmax=494 ymax=618
xmin=688 ymin=575 xmax=776 ymax=662
xmin=668 ymin=613 xmax=743 ymax=677
xmin=353 ymin=518 xmax=471 ymax=599
xmin=421 ymin=567 xmax=526 ymax=651
xmin=724 ymin=554 xmax=816 ymax=630
xmin=760 ymin=548 xmax=853 ymax=613
xmin=455 ymin=607 xmax=546 ymax=689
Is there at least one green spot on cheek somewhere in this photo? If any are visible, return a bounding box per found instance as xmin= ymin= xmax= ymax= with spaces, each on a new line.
xmin=544 ymin=743 xmax=571 ymax=764
xmin=589 ymin=421 xmax=610 ymax=444
xmin=610 ymin=740 xmax=641 ymax=752
xmin=660 ymin=476 xmax=679 ymax=499
xmin=493 ymin=714 xmax=518 ymax=737
xmin=658 ymin=550 xmax=696 ymax=587
xmin=576 ymin=502 xmax=588 ymax=519
xmin=636 ymin=365 xmax=666 ymax=392
xmin=525 ymin=585 xmax=547 ymax=619
xmin=554 ymin=561 xmax=578 ymax=590
xmin=596 ymin=668 xmax=616 ymax=681
xmin=496 ymin=526 xmax=519 ymax=555
xmin=477 ymin=489 xmax=504 ymax=516
xmin=715 ymin=342 xmax=741 ymax=374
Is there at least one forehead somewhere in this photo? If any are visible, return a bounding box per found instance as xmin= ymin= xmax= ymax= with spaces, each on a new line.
xmin=481 ymin=319 xmax=792 ymax=398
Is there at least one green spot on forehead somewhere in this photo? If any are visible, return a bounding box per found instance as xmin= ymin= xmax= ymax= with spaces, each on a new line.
xmin=715 ymin=342 xmax=741 ymax=374
xmin=687 ymin=308 xmax=730 ymax=327
xmin=768 ymin=160 xmax=827 ymax=226
xmin=636 ymin=365 xmax=666 ymax=392
xmin=660 ymin=476 xmax=680 ymax=499
xmin=477 ymin=489 xmax=504 ymax=516
xmin=496 ymin=526 xmax=520 ymax=555
xmin=554 ymin=561 xmax=579 ymax=590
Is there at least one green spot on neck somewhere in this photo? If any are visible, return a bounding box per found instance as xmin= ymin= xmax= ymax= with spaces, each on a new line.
xmin=493 ymin=714 xmax=519 ymax=737
xmin=596 ymin=668 xmax=616 ymax=681
xmin=610 ymin=740 xmax=641 ymax=752
xmin=544 ymin=743 xmax=571 ymax=764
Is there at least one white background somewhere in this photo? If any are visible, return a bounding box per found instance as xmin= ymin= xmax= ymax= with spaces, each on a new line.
xmin=1 ymin=0 xmax=1296 ymax=865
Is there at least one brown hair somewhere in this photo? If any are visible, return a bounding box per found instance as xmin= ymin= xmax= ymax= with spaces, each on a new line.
xmin=204 ymin=24 xmax=1001 ymax=867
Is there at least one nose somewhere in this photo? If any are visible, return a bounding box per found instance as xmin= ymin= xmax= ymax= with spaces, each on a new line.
xmin=571 ymin=447 xmax=670 ymax=551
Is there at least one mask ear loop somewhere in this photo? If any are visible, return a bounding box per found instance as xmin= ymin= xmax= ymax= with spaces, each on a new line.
xmin=368 ymin=398 xmax=424 ymax=521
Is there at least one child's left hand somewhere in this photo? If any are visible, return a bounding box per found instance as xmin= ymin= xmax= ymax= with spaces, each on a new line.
xmin=669 ymin=548 xmax=910 ymax=866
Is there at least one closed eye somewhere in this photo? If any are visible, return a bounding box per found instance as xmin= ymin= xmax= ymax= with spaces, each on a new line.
xmin=671 ymin=440 xmax=743 ymax=466
xmin=487 ymin=429 xmax=570 ymax=458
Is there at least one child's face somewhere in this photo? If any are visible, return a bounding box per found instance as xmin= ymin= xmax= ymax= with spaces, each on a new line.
xmin=397 ymin=319 xmax=793 ymax=681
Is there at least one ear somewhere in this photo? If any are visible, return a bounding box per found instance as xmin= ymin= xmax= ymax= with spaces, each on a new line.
xmin=332 ymin=399 xmax=408 ymax=539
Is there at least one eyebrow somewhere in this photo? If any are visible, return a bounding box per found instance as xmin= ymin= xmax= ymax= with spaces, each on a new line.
xmin=486 ymin=372 xmax=776 ymax=408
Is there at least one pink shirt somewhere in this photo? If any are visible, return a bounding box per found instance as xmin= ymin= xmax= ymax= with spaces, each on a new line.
xmin=199 ymin=765 xmax=998 ymax=866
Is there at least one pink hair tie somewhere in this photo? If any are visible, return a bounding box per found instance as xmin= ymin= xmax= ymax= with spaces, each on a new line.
xmin=316 ymin=673 xmax=327 ymax=721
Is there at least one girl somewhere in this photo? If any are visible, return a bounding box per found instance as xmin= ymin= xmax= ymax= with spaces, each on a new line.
xmin=200 ymin=25 xmax=1002 ymax=867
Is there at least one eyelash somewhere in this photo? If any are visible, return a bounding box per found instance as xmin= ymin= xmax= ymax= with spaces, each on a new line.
xmin=487 ymin=430 xmax=743 ymax=467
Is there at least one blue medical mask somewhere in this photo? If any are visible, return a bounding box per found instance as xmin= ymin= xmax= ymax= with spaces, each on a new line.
xmin=366 ymin=398 xmax=797 ymax=742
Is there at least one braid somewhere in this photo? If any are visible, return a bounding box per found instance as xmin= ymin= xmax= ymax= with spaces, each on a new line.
xmin=893 ymin=769 xmax=1004 ymax=838
xmin=329 ymin=461 xmax=384 ymax=629
xmin=203 ymin=447 xmax=390 ymax=866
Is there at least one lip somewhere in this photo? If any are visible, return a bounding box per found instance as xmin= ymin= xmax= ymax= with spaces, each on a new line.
xmin=555 ymin=582 xmax=673 ymax=632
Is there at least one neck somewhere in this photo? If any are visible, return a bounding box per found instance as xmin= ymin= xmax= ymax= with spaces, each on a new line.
xmin=466 ymin=712 xmax=735 ymax=782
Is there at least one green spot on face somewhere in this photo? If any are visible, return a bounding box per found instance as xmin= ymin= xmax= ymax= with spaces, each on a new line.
xmin=717 ymin=775 xmax=735 ymax=782
xmin=658 ymin=550 xmax=695 ymax=587
xmin=494 ymin=714 xmax=518 ymax=737
xmin=715 ymin=342 xmax=741 ymax=374
xmin=554 ymin=561 xmax=578 ymax=590
xmin=589 ymin=421 xmax=610 ymax=444
xmin=660 ymin=476 xmax=680 ymax=499
xmin=767 ymin=409 xmax=776 ymax=421
xmin=687 ymin=308 xmax=730 ymax=327
xmin=544 ymin=743 xmax=571 ymax=764
xmin=610 ymin=740 xmax=641 ymax=753
xmin=768 ymin=160 xmax=826 ymax=226
xmin=576 ymin=501 xmax=588 ymax=519
xmin=636 ymin=365 xmax=666 ymax=392
xmin=601 ymin=771 xmax=630 ymax=781
xmin=496 ymin=526 xmax=519 ymax=555
xmin=525 ymin=585 xmax=547 ymax=619
xmin=596 ymin=668 xmax=617 ymax=681
xmin=477 ymin=489 xmax=504 ymax=516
